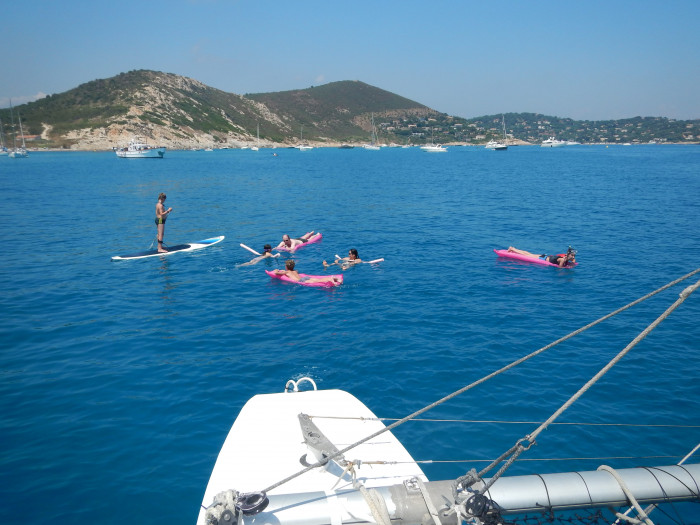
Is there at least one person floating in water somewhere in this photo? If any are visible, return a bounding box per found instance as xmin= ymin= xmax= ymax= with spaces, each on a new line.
xmin=155 ymin=193 xmax=173 ymax=253
xmin=273 ymin=259 xmax=341 ymax=285
xmin=239 ymin=244 xmax=279 ymax=267
xmin=507 ymin=246 xmax=576 ymax=267
xmin=324 ymin=248 xmax=362 ymax=270
xmin=275 ymin=231 xmax=316 ymax=251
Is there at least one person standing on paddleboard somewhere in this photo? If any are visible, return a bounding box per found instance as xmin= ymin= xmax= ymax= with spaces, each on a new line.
xmin=155 ymin=193 xmax=173 ymax=253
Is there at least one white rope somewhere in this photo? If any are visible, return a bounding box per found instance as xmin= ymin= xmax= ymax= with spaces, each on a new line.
xmin=355 ymin=483 xmax=392 ymax=525
xmin=598 ymin=465 xmax=654 ymax=525
xmin=416 ymin=477 xmax=443 ymax=525
xmin=612 ymin=442 xmax=700 ymax=525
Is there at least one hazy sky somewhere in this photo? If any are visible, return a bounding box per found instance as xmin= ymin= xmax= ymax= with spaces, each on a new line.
xmin=2 ymin=0 xmax=698 ymax=121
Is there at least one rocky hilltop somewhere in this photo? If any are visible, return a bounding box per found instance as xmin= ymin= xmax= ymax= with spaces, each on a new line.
xmin=3 ymin=70 xmax=434 ymax=150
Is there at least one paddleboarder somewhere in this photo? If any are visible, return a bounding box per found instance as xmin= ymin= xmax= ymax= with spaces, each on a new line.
xmin=155 ymin=193 xmax=173 ymax=253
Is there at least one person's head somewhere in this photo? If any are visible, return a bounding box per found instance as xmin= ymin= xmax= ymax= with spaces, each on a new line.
xmin=348 ymin=249 xmax=359 ymax=259
xmin=263 ymin=244 xmax=272 ymax=253
xmin=285 ymin=259 xmax=295 ymax=270
xmin=282 ymin=234 xmax=292 ymax=247
xmin=158 ymin=192 xmax=167 ymax=202
xmin=566 ymin=246 xmax=577 ymax=263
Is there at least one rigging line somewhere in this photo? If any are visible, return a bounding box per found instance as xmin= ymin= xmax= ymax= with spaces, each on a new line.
xmin=261 ymin=270 xmax=700 ymax=495
xmin=476 ymin=276 xmax=700 ymax=495
xmin=309 ymin=416 xmax=700 ymax=428
xmin=528 ymin=276 xmax=700 ymax=443
xmin=370 ymin=455 xmax=687 ymax=465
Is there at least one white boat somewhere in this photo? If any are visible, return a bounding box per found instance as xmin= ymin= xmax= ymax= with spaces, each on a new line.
xmin=541 ymin=136 xmax=566 ymax=148
xmin=484 ymin=140 xmax=507 ymax=150
xmin=421 ymin=144 xmax=447 ymax=152
xmin=8 ymin=101 xmax=28 ymax=158
xmin=295 ymin=125 xmax=313 ymax=150
xmin=362 ymin=113 xmax=381 ymax=150
xmin=485 ymin=115 xmax=508 ymax=150
xmin=198 ymin=381 xmax=700 ymax=525
xmin=115 ymin=138 xmax=165 ymax=158
xmin=421 ymin=127 xmax=447 ymax=152
xmin=197 ymin=279 xmax=700 ymax=525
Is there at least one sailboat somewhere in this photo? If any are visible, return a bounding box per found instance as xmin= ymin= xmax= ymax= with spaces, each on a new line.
xmin=295 ymin=125 xmax=313 ymax=151
xmin=485 ymin=115 xmax=508 ymax=150
xmin=8 ymin=100 xmax=28 ymax=158
xmin=421 ymin=127 xmax=447 ymax=152
xmin=251 ymin=123 xmax=260 ymax=151
xmin=0 ymin=118 xmax=8 ymax=156
xmin=362 ymin=113 xmax=380 ymax=150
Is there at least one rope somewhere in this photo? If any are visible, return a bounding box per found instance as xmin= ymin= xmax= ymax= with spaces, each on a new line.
xmin=260 ymin=269 xmax=700 ymax=495
xmin=466 ymin=276 xmax=700 ymax=494
xmin=310 ymin=415 xmax=700 ymax=428
xmin=612 ymin=443 xmax=700 ymax=525
xmin=355 ymin=484 xmax=392 ymax=525
xmin=415 ymin=477 xmax=443 ymax=525
xmin=598 ymin=465 xmax=654 ymax=525
xmin=528 ymin=276 xmax=700 ymax=443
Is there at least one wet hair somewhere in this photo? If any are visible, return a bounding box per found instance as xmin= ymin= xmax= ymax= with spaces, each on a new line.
xmin=349 ymin=249 xmax=359 ymax=258
xmin=282 ymin=234 xmax=291 ymax=241
xmin=263 ymin=244 xmax=272 ymax=252
xmin=158 ymin=192 xmax=167 ymax=201
xmin=285 ymin=259 xmax=295 ymax=270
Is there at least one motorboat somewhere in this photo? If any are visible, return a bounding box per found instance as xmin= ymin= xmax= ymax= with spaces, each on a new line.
xmin=115 ymin=139 xmax=166 ymax=158
xmin=484 ymin=140 xmax=507 ymax=150
xmin=421 ymin=144 xmax=447 ymax=152
xmin=541 ymin=137 xmax=566 ymax=148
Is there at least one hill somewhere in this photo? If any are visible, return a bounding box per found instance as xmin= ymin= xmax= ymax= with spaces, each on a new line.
xmin=0 ymin=71 xmax=437 ymax=150
xmin=0 ymin=70 xmax=697 ymax=149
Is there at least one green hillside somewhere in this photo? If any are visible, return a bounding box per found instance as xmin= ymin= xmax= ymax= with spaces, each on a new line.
xmin=0 ymin=70 xmax=697 ymax=149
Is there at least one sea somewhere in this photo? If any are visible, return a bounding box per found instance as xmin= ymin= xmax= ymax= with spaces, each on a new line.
xmin=1 ymin=144 xmax=699 ymax=524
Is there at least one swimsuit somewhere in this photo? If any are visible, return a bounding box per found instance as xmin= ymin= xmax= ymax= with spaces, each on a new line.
xmin=155 ymin=216 xmax=166 ymax=225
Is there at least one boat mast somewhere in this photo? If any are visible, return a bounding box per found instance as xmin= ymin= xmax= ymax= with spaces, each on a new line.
xmin=9 ymin=100 xmax=17 ymax=150
xmin=17 ymin=109 xmax=26 ymax=149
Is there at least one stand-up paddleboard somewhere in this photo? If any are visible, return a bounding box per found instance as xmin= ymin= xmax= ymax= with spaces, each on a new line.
xmin=265 ymin=270 xmax=342 ymax=288
xmin=494 ymin=248 xmax=577 ymax=268
xmin=112 ymin=236 xmax=224 ymax=261
xmin=275 ymin=232 xmax=323 ymax=252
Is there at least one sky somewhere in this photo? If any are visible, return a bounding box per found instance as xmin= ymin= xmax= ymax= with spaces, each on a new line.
xmin=2 ymin=0 xmax=699 ymax=121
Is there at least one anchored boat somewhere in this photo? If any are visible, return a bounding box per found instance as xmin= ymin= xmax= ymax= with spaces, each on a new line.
xmin=115 ymin=138 xmax=166 ymax=158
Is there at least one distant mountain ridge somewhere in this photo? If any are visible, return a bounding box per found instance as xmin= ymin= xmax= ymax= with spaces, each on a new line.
xmin=0 ymin=70 xmax=697 ymax=149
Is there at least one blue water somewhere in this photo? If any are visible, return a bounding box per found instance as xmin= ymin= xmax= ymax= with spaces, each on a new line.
xmin=1 ymin=145 xmax=699 ymax=524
